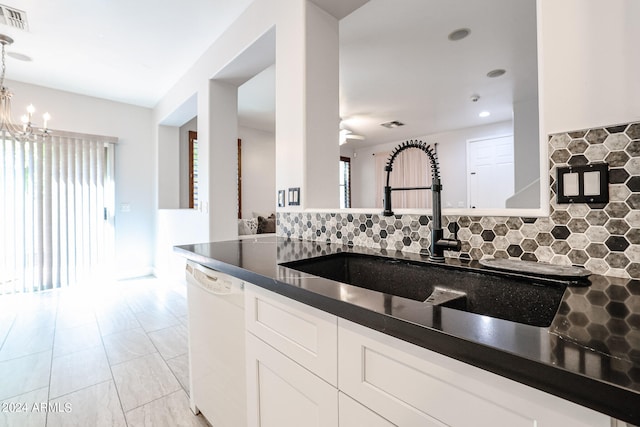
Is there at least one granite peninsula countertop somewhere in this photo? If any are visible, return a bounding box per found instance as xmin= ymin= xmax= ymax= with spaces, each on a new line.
xmin=175 ymin=235 xmax=640 ymax=424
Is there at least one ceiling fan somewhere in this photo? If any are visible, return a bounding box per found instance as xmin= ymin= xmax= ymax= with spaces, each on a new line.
xmin=339 ymin=119 xmax=365 ymax=145
xmin=339 ymin=129 xmax=365 ymax=145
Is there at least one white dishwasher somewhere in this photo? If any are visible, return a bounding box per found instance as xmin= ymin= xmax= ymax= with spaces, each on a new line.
xmin=185 ymin=261 xmax=246 ymax=427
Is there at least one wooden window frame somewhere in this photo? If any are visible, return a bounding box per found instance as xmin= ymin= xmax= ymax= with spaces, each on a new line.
xmin=340 ymin=156 xmax=352 ymax=209
xmin=188 ymin=131 xmax=197 ymax=209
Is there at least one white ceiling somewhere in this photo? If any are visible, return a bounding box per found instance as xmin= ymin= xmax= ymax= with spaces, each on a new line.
xmin=339 ymin=0 xmax=538 ymax=147
xmin=1 ymin=0 xmax=537 ymax=147
xmin=1 ymin=0 xmax=253 ymax=107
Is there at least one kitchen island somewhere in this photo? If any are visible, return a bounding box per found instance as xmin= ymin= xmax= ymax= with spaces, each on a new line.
xmin=175 ymin=235 xmax=640 ymax=425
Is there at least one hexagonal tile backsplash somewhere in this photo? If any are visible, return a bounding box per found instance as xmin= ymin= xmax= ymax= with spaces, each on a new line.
xmin=277 ymin=121 xmax=640 ymax=280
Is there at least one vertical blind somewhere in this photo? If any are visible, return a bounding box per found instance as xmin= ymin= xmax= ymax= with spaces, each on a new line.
xmin=0 ymin=132 xmax=115 ymax=294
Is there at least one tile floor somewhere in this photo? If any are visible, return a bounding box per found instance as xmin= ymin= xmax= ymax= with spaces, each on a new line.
xmin=0 ymin=277 xmax=209 ymax=427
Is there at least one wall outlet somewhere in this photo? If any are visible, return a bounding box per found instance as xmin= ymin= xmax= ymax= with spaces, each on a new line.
xmin=120 ymin=203 xmax=131 ymax=213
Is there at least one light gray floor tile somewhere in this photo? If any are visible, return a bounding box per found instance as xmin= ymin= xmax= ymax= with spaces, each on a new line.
xmin=125 ymin=389 xmax=208 ymax=427
xmin=0 ymin=309 xmax=16 ymax=348
xmin=0 ymin=277 xmax=198 ymax=425
xmin=164 ymin=297 xmax=188 ymax=318
xmin=55 ymin=307 xmax=96 ymax=330
xmin=126 ymin=296 xmax=166 ymax=314
xmin=148 ymin=324 xmax=188 ymax=360
xmin=0 ymin=351 xmax=51 ymax=400
xmin=53 ymin=322 xmax=102 ymax=357
xmin=103 ymin=328 xmax=156 ymax=365
xmin=47 ymin=380 xmax=127 ymax=427
xmin=111 ymin=352 xmax=181 ymax=411
xmin=96 ymin=309 xmax=141 ymax=336
xmin=166 ymin=354 xmax=190 ymax=396
xmin=0 ymin=323 xmax=55 ymax=361
xmin=134 ymin=310 xmax=179 ymax=333
xmin=0 ymin=387 xmax=48 ymax=427
xmin=12 ymin=297 xmax=58 ymax=329
xmin=49 ymin=346 xmax=111 ymax=398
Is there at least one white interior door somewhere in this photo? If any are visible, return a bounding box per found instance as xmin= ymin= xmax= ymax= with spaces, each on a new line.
xmin=467 ymin=135 xmax=514 ymax=209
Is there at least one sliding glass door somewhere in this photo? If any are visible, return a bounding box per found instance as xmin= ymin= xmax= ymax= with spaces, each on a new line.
xmin=0 ymin=134 xmax=115 ymax=294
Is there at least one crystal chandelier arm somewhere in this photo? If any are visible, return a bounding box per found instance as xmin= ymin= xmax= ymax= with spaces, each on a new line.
xmin=0 ymin=34 xmax=51 ymax=139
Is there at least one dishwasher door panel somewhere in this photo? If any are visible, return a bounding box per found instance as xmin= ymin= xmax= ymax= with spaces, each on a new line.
xmin=186 ymin=261 xmax=246 ymax=427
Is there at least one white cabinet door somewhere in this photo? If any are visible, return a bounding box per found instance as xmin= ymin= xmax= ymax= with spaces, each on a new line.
xmin=339 ymin=392 xmax=396 ymax=427
xmin=245 ymin=284 xmax=338 ymax=385
xmin=246 ymin=332 xmax=338 ymax=427
xmin=338 ymin=319 xmax=610 ymax=427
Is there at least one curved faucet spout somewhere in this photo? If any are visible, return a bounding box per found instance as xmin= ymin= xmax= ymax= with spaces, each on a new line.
xmin=381 ymin=140 xmax=459 ymax=262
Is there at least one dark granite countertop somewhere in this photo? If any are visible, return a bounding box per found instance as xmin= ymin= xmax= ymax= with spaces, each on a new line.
xmin=175 ymin=235 xmax=640 ymax=424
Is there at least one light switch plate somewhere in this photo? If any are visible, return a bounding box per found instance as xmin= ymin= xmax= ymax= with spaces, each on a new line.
xmin=288 ymin=187 xmax=300 ymax=206
xmin=556 ymin=163 xmax=609 ymax=204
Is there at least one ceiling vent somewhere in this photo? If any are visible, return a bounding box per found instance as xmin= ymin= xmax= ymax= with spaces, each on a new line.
xmin=0 ymin=4 xmax=28 ymax=31
xmin=380 ymin=120 xmax=405 ymax=129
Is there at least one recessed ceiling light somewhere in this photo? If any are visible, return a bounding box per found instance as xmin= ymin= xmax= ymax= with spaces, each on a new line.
xmin=380 ymin=120 xmax=404 ymax=129
xmin=448 ymin=28 xmax=470 ymax=41
xmin=479 ymin=111 xmax=491 ymax=118
xmin=487 ymin=69 xmax=506 ymax=78
xmin=7 ymin=51 xmax=31 ymax=61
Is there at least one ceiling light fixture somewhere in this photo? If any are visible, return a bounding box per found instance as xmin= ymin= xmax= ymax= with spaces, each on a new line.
xmin=448 ymin=28 xmax=470 ymax=41
xmin=479 ymin=111 xmax=491 ymax=118
xmin=0 ymin=34 xmax=50 ymax=140
xmin=380 ymin=120 xmax=404 ymax=129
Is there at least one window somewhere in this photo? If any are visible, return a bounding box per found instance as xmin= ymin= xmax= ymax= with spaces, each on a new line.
xmin=339 ymin=156 xmax=351 ymax=209
xmin=188 ymin=131 xmax=198 ymax=209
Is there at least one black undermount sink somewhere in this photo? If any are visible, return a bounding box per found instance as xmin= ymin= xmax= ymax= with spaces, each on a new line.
xmin=281 ymin=253 xmax=570 ymax=327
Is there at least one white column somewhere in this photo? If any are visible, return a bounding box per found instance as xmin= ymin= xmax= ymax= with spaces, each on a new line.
xmin=275 ymin=0 xmax=340 ymax=211
xmin=304 ymin=1 xmax=340 ymax=209
xmin=208 ymin=80 xmax=239 ymax=241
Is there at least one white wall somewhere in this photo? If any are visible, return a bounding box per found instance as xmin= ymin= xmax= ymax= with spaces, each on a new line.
xmin=350 ymin=121 xmax=513 ymax=209
xmin=157 ymin=125 xmax=180 ymax=209
xmin=155 ymin=209 xmax=208 ymax=280
xmin=541 ymin=0 xmax=640 ymax=134
xmin=513 ymin=97 xmax=540 ymax=193
xmin=150 ymin=0 xmax=640 ymax=269
xmin=239 ymin=126 xmax=276 ymax=218
xmin=7 ymin=79 xmax=155 ymax=278
xmin=154 ymin=0 xmax=277 ymax=246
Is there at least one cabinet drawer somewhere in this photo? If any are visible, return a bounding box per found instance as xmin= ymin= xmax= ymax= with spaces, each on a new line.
xmin=246 ymin=332 xmax=338 ymax=427
xmin=338 ymin=319 xmax=610 ymax=427
xmin=245 ymin=284 xmax=338 ymax=385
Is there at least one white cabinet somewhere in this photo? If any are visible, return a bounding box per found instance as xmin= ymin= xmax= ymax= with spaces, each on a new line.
xmin=245 ymin=284 xmax=338 ymax=385
xmin=244 ymin=285 xmax=612 ymax=427
xmin=338 ymin=319 xmax=610 ymax=427
xmin=245 ymin=332 xmax=338 ymax=427
xmin=244 ymin=285 xmax=339 ymax=427
xmin=338 ymin=392 xmax=396 ymax=427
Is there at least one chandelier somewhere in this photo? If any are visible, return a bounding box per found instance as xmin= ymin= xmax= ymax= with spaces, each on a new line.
xmin=0 ymin=33 xmax=50 ymax=140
